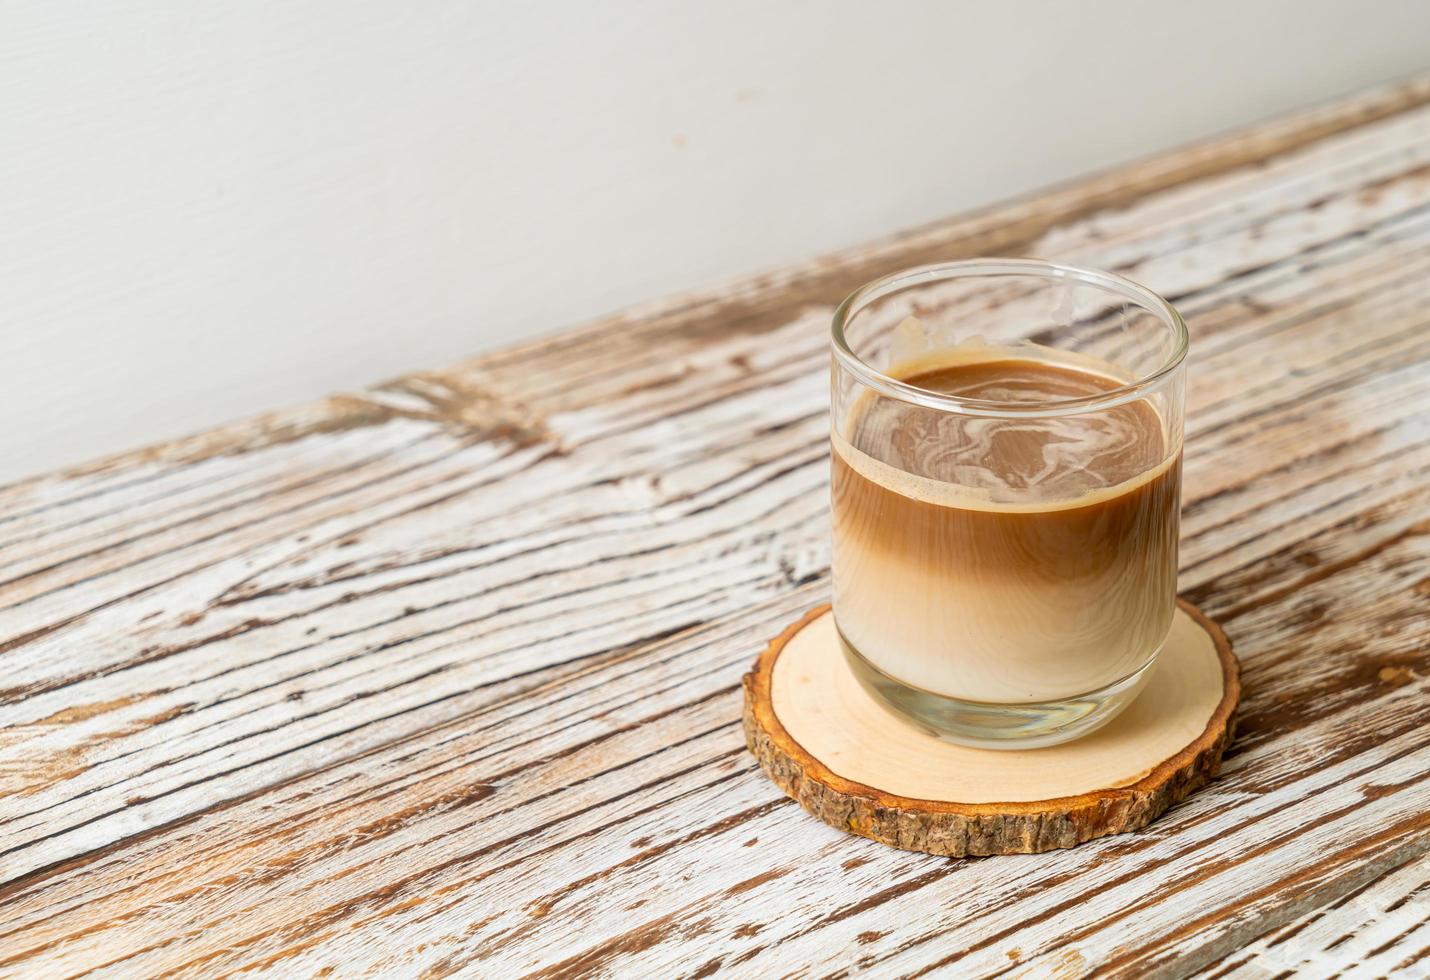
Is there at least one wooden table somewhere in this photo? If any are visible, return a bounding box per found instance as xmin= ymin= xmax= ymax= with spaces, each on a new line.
xmin=3 ymin=77 xmax=1429 ymax=979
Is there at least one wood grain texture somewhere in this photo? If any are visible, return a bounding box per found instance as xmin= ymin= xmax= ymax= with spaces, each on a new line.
xmin=2 ymin=76 xmax=1430 ymax=978
xmin=1192 ymin=850 xmax=1430 ymax=979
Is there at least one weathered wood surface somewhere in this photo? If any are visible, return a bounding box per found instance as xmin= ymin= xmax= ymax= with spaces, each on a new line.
xmin=1193 ymin=849 xmax=1430 ymax=979
xmin=1 ymin=76 xmax=1429 ymax=978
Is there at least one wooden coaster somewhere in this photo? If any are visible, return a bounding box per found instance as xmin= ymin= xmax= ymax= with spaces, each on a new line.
xmin=742 ymin=599 xmax=1239 ymax=856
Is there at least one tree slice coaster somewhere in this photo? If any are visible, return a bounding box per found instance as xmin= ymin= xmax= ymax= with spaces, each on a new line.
xmin=742 ymin=599 xmax=1239 ymax=856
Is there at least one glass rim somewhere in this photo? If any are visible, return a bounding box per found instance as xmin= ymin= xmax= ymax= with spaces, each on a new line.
xmin=831 ymin=258 xmax=1189 ymax=418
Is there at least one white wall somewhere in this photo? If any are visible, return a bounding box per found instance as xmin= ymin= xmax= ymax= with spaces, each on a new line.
xmin=5 ymin=1 xmax=1429 ymax=482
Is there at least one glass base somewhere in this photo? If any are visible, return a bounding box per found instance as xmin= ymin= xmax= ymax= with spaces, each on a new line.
xmin=839 ymin=632 xmax=1160 ymax=750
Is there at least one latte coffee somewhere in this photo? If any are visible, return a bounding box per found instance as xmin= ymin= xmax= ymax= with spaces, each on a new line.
xmin=831 ymin=349 xmax=1181 ymax=708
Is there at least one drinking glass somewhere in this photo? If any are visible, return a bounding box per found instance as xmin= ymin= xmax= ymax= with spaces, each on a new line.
xmin=830 ymin=259 xmax=1188 ymax=748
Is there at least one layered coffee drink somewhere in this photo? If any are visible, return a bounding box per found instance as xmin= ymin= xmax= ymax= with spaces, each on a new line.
xmin=831 ymin=347 xmax=1181 ymax=714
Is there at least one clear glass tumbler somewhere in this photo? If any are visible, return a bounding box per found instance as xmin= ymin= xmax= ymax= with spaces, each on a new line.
xmin=830 ymin=259 xmax=1188 ymax=748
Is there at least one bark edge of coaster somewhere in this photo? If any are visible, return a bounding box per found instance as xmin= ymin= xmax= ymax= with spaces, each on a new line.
xmin=741 ymin=599 xmax=1239 ymax=857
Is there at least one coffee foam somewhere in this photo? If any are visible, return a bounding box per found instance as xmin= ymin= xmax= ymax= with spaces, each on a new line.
xmin=834 ymin=347 xmax=1179 ymax=513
